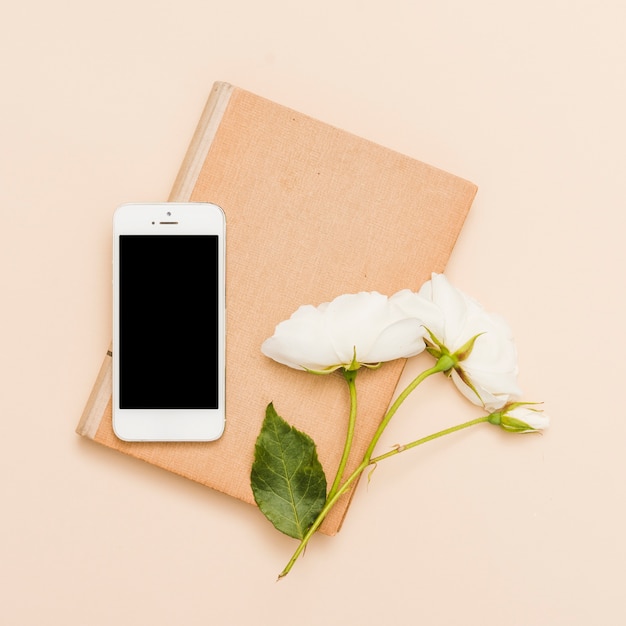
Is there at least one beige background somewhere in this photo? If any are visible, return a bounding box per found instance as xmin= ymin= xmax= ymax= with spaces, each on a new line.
xmin=1 ymin=1 xmax=624 ymax=624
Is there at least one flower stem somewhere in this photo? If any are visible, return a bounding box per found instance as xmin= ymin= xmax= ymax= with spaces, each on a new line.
xmin=362 ymin=357 xmax=453 ymax=464
xmin=278 ymin=414 xmax=489 ymax=579
xmin=278 ymin=357 xmax=470 ymax=580
xmin=278 ymin=453 xmax=367 ymax=580
xmin=327 ymin=369 xmax=358 ymax=503
xmin=370 ymin=415 xmax=489 ymax=464
xmin=278 ymin=356 xmax=451 ymax=580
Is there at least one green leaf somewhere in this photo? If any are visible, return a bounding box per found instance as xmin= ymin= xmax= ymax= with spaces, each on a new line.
xmin=251 ymin=403 xmax=327 ymax=539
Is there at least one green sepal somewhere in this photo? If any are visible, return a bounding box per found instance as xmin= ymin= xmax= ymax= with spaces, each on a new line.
xmin=423 ymin=328 xmax=460 ymax=374
xmin=424 ymin=327 xmax=446 ymax=351
xmin=454 ymin=366 xmax=484 ymax=405
xmin=346 ymin=345 xmax=360 ymax=371
xmin=251 ymin=403 xmax=327 ymax=540
xmin=302 ymin=364 xmax=343 ymax=375
xmin=361 ymin=361 xmax=383 ymax=370
xmin=301 ymin=346 xmax=383 ymax=375
xmin=453 ymin=332 xmax=485 ymax=362
xmin=425 ymin=346 xmax=442 ymax=359
xmin=499 ymin=416 xmax=538 ymax=433
xmin=505 ymin=401 xmax=543 ymax=411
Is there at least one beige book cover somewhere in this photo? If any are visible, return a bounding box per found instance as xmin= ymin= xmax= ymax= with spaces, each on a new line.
xmin=77 ymin=81 xmax=477 ymax=535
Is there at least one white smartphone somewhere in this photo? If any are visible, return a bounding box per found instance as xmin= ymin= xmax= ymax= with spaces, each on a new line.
xmin=112 ymin=202 xmax=226 ymax=441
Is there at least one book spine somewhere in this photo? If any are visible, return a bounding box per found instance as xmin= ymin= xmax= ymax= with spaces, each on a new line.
xmin=169 ymin=81 xmax=235 ymax=202
xmin=76 ymin=345 xmax=112 ymax=439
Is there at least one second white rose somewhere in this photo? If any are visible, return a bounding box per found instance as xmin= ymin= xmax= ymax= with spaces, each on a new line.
xmin=393 ymin=273 xmax=522 ymax=410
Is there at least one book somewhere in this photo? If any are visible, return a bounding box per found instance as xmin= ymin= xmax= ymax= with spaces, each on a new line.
xmin=76 ymin=81 xmax=477 ymax=535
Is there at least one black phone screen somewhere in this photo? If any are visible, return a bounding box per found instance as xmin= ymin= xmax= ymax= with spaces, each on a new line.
xmin=118 ymin=234 xmax=219 ymax=409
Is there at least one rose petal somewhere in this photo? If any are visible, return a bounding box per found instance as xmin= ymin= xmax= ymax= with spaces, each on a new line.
xmin=389 ymin=289 xmax=443 ymax=339
xmin=366 ymin=318 xmax=426 ymax=363
xmin=261 ymin=304 xmax=340 ymax=370
xmin=421 ymin=274 xmax=470 ymax=350
xmin=324 ymin=292 xmax=393 ymax=363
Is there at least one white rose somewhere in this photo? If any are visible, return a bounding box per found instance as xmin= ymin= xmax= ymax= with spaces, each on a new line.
xmin=393 ymin=273 xmax=522 ymax=410
xmin=491 ymin=404 xmax=550 ymax=433
xmin=261 ymin=291 xmax=427 ymax=374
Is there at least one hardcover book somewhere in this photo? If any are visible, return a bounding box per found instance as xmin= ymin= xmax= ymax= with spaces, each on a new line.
xmin=76 ymin=81 xmax=477 ymax=535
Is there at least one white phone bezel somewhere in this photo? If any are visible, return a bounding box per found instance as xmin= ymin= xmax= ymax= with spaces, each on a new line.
xmin=112 ymin=202 xmax=226 ymax=442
